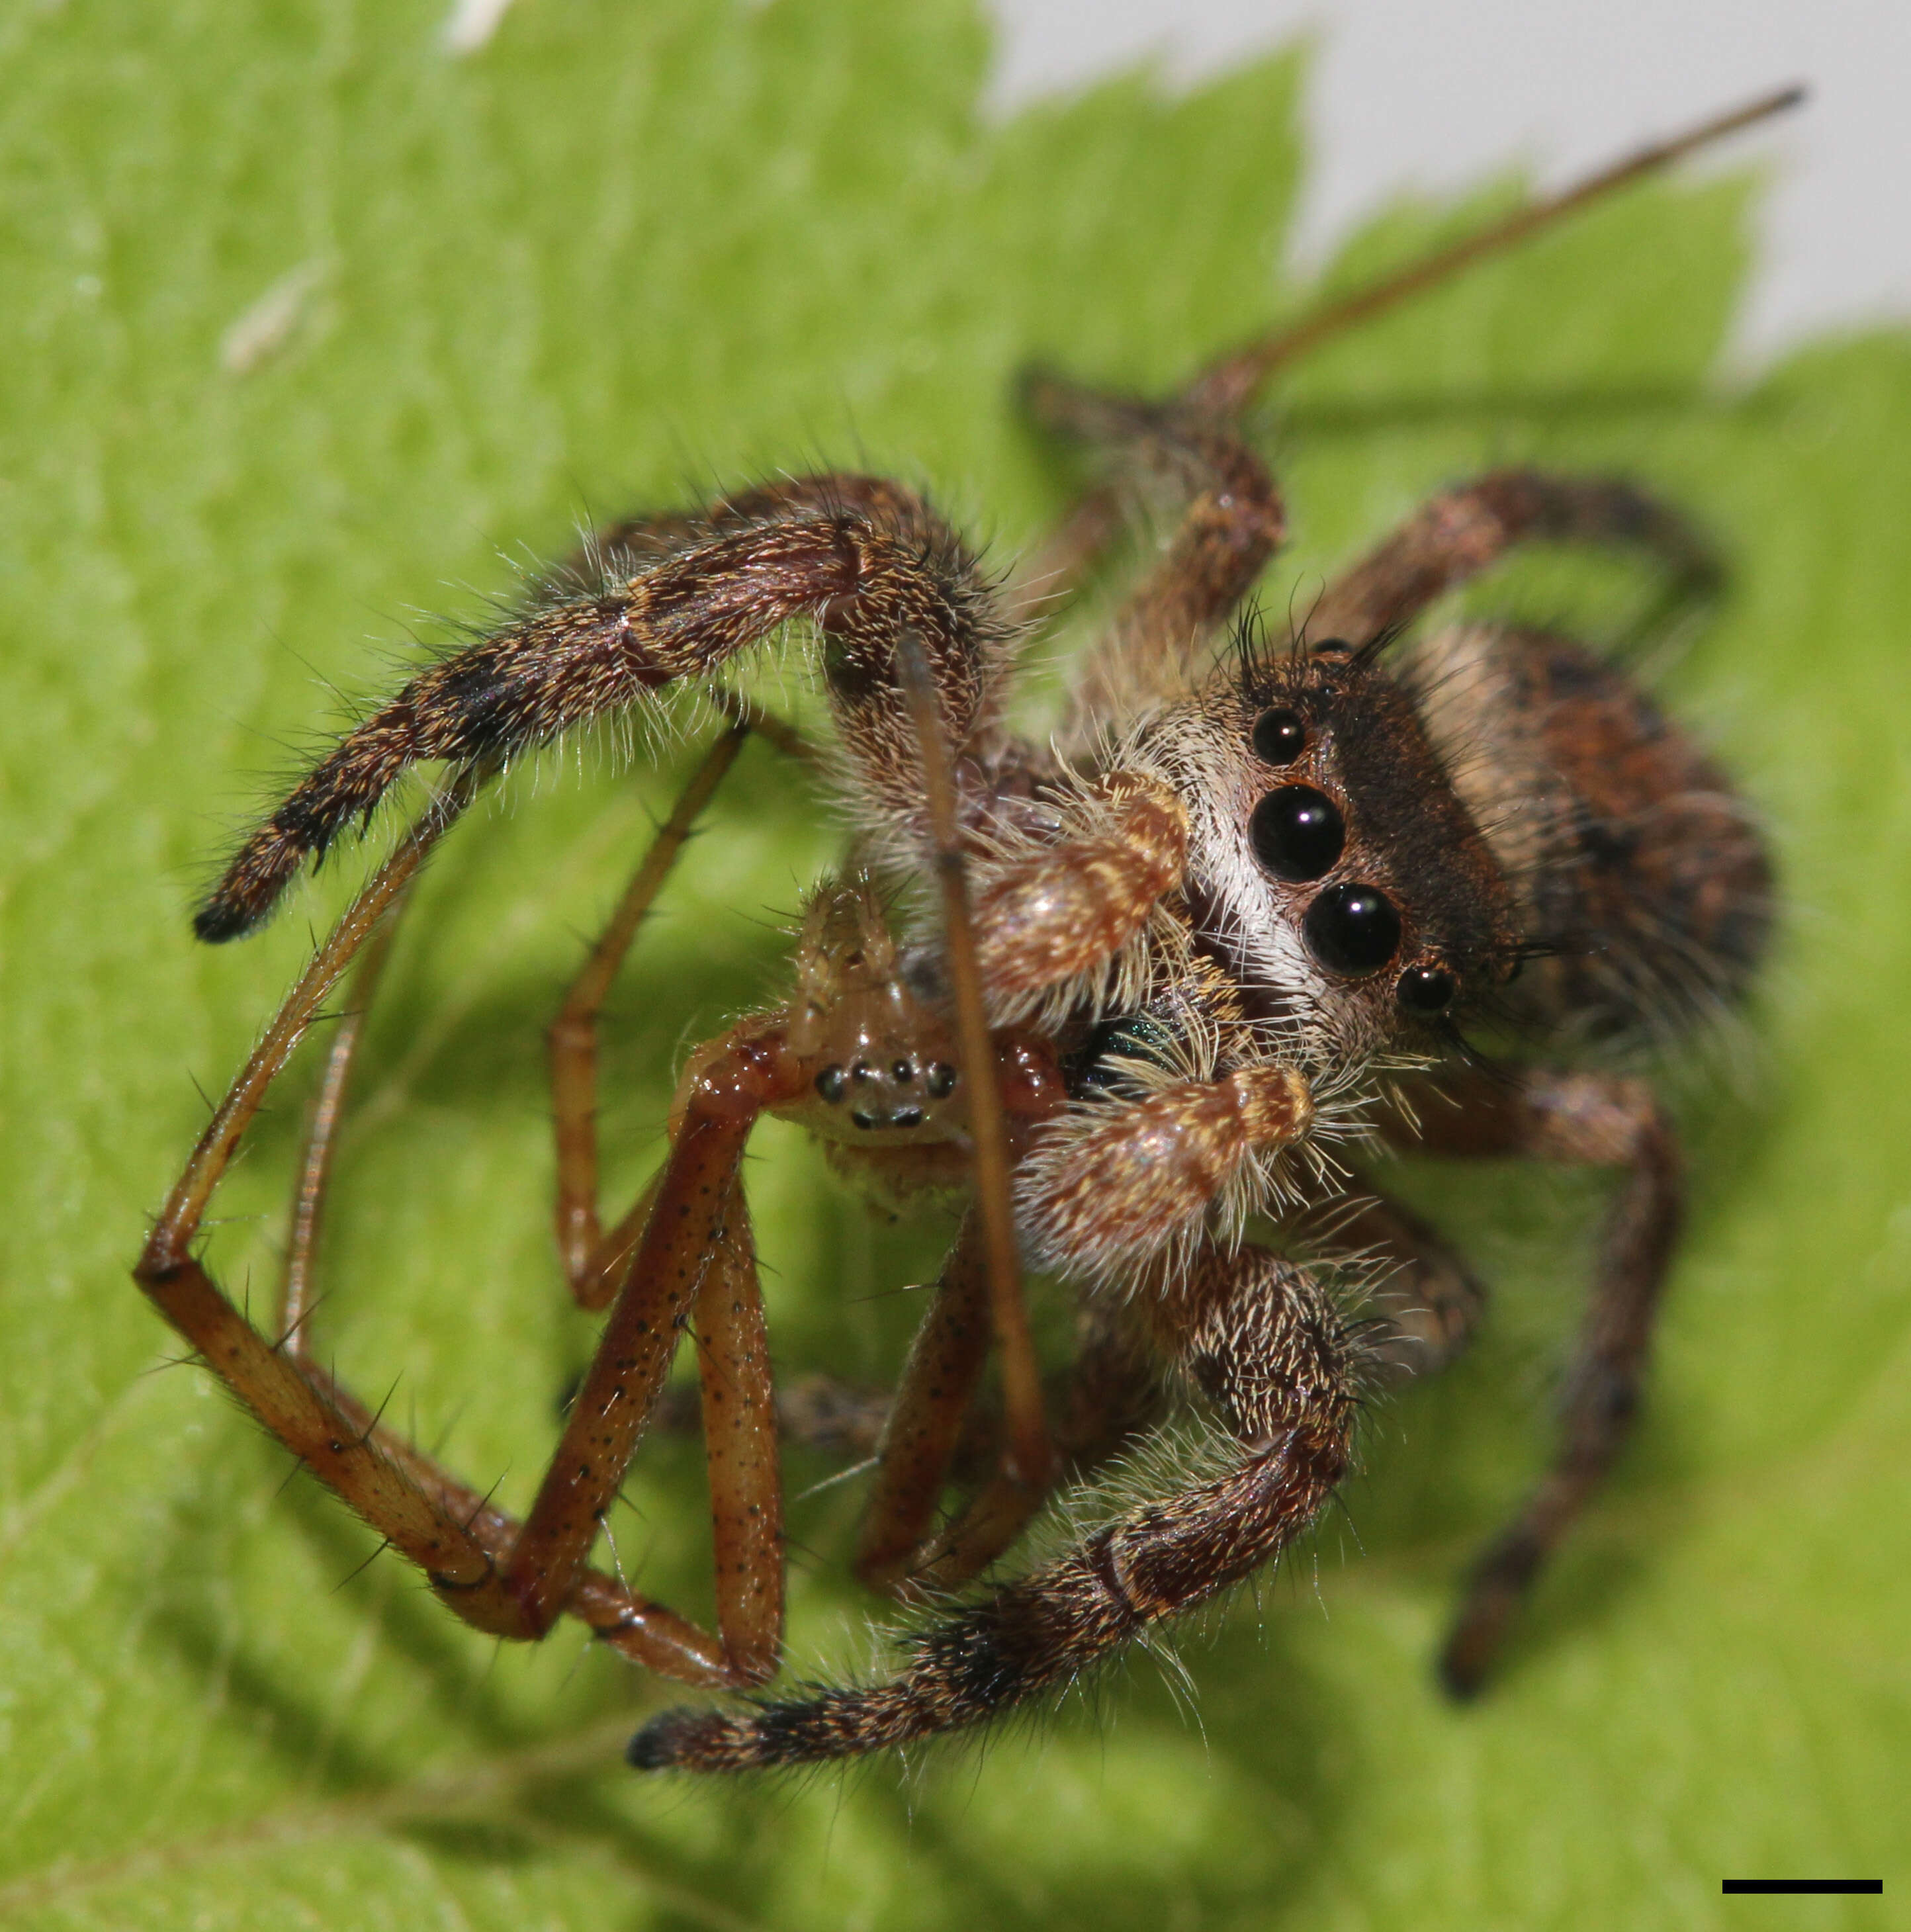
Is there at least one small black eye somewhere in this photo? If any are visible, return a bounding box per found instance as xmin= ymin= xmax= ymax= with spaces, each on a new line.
xmin=1304 ymin=883 xmax=1402 ymax=977
xmin=1250 ymin=784 xmax=1345 ymax=883
xmin=1251 ymin=707 xmax=1307 ymax=767
xmin=1397 ymin=964 xmax=1456 ymax=1015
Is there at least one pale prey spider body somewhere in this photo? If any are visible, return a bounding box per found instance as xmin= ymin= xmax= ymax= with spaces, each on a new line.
xmin=136 ymin=91 xmax=1791 ymax=1773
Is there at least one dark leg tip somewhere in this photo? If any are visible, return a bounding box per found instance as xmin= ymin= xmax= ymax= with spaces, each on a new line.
xmin=1437 ymin=1637 xmax=1491 ymax=1702
xmin=192 ymin=897 xmax=255 ymax=944
xmin=627 ymin=1706 xmax=715 ymax=1771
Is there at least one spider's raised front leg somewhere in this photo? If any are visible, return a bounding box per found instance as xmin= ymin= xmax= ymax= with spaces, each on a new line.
xmin=1382 ymin=1063 xmax=1683 ymax=1694
xmin=192 ymin=473 xmax=1008 ymax=944
xmin=629 ymin=1238 xmax=1362 ymax=1771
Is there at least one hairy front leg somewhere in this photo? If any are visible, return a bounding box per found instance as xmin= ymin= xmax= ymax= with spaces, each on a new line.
xmin=628 ymin=1241 xmax=1362 ymax=1771
xmin=194 ymin=474 xmax=1008 ymax=941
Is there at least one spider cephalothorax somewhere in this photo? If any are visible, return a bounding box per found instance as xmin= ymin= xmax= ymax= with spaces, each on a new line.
xmin=136 ymin=91 xmax=1793 ymax=1775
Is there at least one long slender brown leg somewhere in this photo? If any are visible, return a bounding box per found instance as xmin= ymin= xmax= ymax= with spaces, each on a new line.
xmin=688 ymin=1182 xmax=785 ymax=1685
xmin=137 ymin=786 xmax=502 ymax=1607
xmin=852 ymin=1214 xmax=995 ymax=1591
xmin=139 ymin=795 xmax=809 ymax=1676
xmin=1382 ymin=1065 xmax=1683 ymax=1694
xmin=908 ymin=1290 xmax=1165 ymax=1594
xmin=1300 ymin=469 xmax=1719 ymax=652
xmin=549 ymin=721 xmax=752 ymax=1306
xmin=895 ymin=629 xmax=1056 ymax=1575
xmin=1184 ymin=89 xmax=1800 ymax=418
xmin=278 ymin=881 xmax=411 ymax=1358
xmin=629 ymin=1241 xmax=1360 ymax=1771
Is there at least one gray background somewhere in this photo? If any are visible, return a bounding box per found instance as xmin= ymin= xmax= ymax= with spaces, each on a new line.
xmin=986 ymin=0 xmax=1908 ymax=361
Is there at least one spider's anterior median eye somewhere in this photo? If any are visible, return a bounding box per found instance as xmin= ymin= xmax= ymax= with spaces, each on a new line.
xmin=1250 ymin=784 xmax=1345 ymax=882
xmin=1397 ymin=963 xmax=1456 ymax=1014
xmin=1304 ymin=883 xmax=1402 ymax=977
xmin=1251 ymin=706 xmax=1307 ymax=767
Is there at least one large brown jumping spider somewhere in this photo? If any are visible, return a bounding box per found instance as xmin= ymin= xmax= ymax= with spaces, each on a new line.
xmin=136 ymin=89 xmax=1793 ymax=1773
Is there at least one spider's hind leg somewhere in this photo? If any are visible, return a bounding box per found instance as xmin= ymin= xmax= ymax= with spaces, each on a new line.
xmin=1384 ymin=1063 xmax=1683 ymax=1696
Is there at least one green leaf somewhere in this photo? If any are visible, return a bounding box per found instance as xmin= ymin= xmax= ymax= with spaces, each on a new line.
xmin=1 ymin=3 xmax=1904 ymax=1926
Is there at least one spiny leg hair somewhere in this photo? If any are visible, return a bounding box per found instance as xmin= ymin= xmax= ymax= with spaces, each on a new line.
xmin=195 ymin=475 xmax=1006 ymax=942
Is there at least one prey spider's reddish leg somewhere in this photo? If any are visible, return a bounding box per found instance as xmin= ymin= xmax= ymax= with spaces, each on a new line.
xmin=1300 ymin=470 xmax=1720 ymax=651
xmin=688 ymin=1183 xmax=784 ymax=1683
xmin=137 ymin=776 xmax=778 ymax=1681
xmin=500 ymin=1022 xmax=808 ymax=1643
xmin=1386 ymin=1066 xmax=1683 ymax=1694
xmin=278 ymin=881 xmax=410 ymax=1358
xmin=853 ymin=1211 xmax=994 ymax=1592
xmin=550 ymin=719 xmax=752 ymax=1307
xmin=136 ymin=777 xmax=500 ymax=1592
xmin=631 ymin=1241 xmax=1361 ymax=1771
xmin=896 ymin=627 xmax=1056 ymax=1550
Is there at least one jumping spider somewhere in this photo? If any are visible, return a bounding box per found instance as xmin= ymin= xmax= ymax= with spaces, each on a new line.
xmin=136 ymin=90 xmax=1793 ymax=1773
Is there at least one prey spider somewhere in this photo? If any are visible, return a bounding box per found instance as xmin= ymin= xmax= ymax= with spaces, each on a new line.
xmin=136 ymin=89 xmax=1792 ymax=1773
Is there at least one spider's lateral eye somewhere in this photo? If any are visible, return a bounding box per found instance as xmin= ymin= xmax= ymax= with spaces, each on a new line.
xmin=1397 ymin=963 xmax=1456 ymax=1015
xmin=1250 ymin=783 xmax=1345 ymax=883
xmin=1304 ymin=883 xmax=1402 ymax=977
xmin=1251 ymin=707 xmax=1307 ymax=767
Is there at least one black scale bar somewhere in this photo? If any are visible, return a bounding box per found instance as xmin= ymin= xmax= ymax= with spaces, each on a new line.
xmin=1723 ymin=1880 xmax=1883 ymax=1895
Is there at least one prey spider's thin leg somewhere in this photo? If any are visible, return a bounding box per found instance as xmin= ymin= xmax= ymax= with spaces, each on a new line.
xmin=1299 ymin=470 xmax=1720 ymax=652
xmin=289 ymin=1352 xmax=740 ymax=1685
xmin=137 ymin=778 xmax=507 ymax=1597
xmin=895 ymin=627 xmax=1056 ymax=1552
xmin=852 ymin=1212 xmax=994 ymax=1592
xmin=278 ymin=877 xmax=411 ymax=1359
xmin=1184 ymin=85 xmax=1802 ymax=419
xmin=688 ymin=1180 xmax=785 ymax=1684
xmin=492 ymin=1017 xmax=811 ymax=1642
xmin=550 ymin=719 xmax=752 ymax=1307
xmin=630 ymin=1241 xmax=1360 ymax=1771
xmin=905 ymin=1292 xmax=1168 ymax=1595
xmin=138 ymin=776 xmax=779 ymax=1682
xmin=1384 ymin=1065 xmax=1683 ymax=1695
